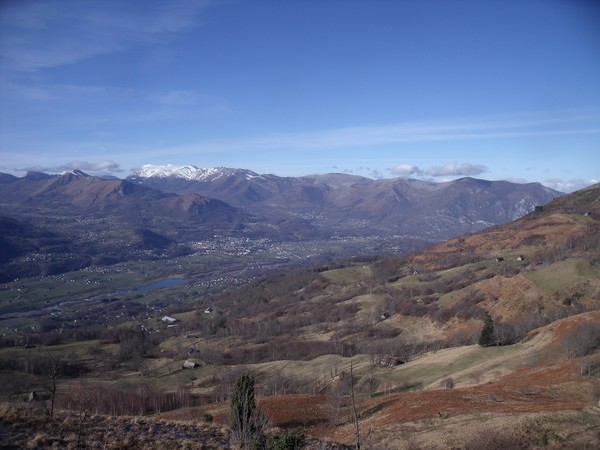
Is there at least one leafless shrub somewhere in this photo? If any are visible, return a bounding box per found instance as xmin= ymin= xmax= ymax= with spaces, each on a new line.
xmin=432 ymin=290 xmax=486 ymax=323
xmin=463 ymin=426 xmax=523 ymax=449
xmin=563 ymin=322 xmax=600 ymax=357
xmin=57 ymin=382 xmax=201 ymax=416
xmin=417 ymin=272 xmax=441 ymax=282
xmin=441 ymin=377 xmax=454 ymax=389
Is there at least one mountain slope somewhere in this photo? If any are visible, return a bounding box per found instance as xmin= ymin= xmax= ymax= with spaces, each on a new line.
xmin=140 ymin=181 xmax=600 ymax=377
xmin=0 ymin=171 xmax=254 ymax=280
xmin=415 ymin=181 xmax=600 ymax=265
xmin=128 ymin=164 xmax=561 ymax=240
xmin=180 ymin=182 xmax=600 ymax=448
xmin=0 ymin=216 xmax=67 ymax=264
xmin=0 ymin=170 xmax=247 ymax=220
xmin=129 ymin=164 xmax=293 ymax=205
xmin=0 ymin=182 xmax=598 ymax=449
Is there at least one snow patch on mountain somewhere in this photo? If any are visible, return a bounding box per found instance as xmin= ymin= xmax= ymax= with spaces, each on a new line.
xmin=61 ymin=169 xmax=89 ymax=178
xmin=131 ymin=164 xmax=260 ymax=182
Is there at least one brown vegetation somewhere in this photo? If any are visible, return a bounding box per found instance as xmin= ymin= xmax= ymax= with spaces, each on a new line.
xmin=0 ymin=402 xmax=230 ymax=449
xmin=1 ymin=184 xmax=600 ymax=448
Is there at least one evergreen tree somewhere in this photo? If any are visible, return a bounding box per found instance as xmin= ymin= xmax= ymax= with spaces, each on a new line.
xmin=230 ymin=374 xmax=267 ymax=448
xmin=479 ymin=313 xmax=496 ymax=347
xmin=268 ymin=428 xmax=306 ymax=450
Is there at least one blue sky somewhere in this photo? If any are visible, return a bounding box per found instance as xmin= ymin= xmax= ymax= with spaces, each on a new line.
xmin=1 ymin=0 xmax=599 ymax=192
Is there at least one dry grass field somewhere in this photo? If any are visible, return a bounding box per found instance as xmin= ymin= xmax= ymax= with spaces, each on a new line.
xmin=155 ymin=312 xmax=600 ymax=449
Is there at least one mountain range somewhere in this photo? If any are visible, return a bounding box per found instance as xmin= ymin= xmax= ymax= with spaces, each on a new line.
xmin=128 ymin=164 xmax=560 ymax=238
xmin=1 ymin=172 xmax=599 ymax=449
xmin=0 ymin=165 xmax=560 ymax=281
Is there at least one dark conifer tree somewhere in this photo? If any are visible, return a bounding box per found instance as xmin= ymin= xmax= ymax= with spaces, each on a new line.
xmin=230 ymin=374 xmax=267 ymax=448
xmin=479 ymin=313 xmax=496 ymax=347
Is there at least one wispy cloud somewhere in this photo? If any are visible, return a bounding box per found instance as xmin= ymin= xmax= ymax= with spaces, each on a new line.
xmin=148 ymin=109 xmax=600 ymax=156
xmin=0 ymin=0 xmax=210 ymax=72
xmin=426 ymin=162 xmax=487 ymax=177
xmin=391 ymin=161 xmax=487 ymax=178
xmin=18 ymin=160 xmax=122 ymax=174
xmin=543 ymin=178 xmax=599 ymax=193
xmin=154 ymin=90 xmax=206 ymax=107
xmin=0 ymin=78 xmax=221 ymax=126
xmin=11 ymin=83 xmax=210 ymax=108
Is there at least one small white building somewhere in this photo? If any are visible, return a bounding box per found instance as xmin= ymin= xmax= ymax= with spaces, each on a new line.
xmin=183 ymin=359 xmax=199 ymax=369
xmin=161 ymin=315 xmax=177 ymax=324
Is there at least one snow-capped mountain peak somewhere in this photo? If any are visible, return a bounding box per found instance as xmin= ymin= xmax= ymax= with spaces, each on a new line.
xmin=130 ymin=164 xmax=260 ymax=181
xmin=132 ymin=164 xmax=194 ymax=179
xmin=61 ymin=169 xmax=89 ymax=177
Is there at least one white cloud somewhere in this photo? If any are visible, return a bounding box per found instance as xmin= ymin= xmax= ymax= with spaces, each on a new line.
xmin=391 ymin=163 xmax=423 ymax=176
xmin=19 ymin=160 xmax=122 ymax=174
xmin=542 ymin=178 xmax=598 ymax=193
xmin=390 ymin=161 xmax=486 ymax=178
xmin=61 ymin=160 xmax=122 ymax=172
xmin=426 ymin=162 xmax=487 ymax=177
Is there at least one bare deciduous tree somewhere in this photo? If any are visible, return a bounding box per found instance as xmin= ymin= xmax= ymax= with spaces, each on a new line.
xmin=350 ymin=361 xmax=361 ymax=450
xmin=563 ymin=322 xmax=600 ymax=358
xmin=44 ymin=352 xmax=63 ymax=420
xmin=70 ymin=382 xmax=99 ymax=449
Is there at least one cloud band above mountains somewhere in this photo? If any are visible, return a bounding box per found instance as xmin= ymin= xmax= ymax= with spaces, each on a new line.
xmin=391 ymin=161 xmax=487 ymax=178
xmin=17 ymin=160 xmax=122 ymax=174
